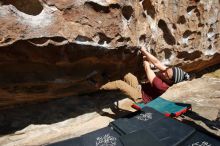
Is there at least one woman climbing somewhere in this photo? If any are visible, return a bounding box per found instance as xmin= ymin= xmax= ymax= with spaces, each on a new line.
xmin=100 ymin=47 xmax=190 ymax=103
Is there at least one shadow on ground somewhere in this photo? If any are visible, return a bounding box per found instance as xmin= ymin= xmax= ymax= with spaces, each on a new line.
xmin=0 ymin=91 xmax=132 ymax=135
xmin=181 ymin=110 xmax=220 ymax=139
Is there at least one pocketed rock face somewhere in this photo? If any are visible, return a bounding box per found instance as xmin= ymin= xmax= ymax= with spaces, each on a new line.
xmin=0 ymin=0 xmax=219 ymax=108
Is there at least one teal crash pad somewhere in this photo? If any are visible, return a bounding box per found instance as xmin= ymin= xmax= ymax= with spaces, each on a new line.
xmin=132 ymin=97 xmax=191 ymax=117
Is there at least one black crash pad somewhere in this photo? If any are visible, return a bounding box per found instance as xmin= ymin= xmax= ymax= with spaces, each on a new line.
xmin=48 ymin=127 xmax=123 ymax=146
xmin=147 ymin=117 xmax=195 ymax=146
xmin=81 ymin=127 xmax=123 ymax=146
xmin=110 ymin=107 xmax=196 ymax=146
xmin=179 ymin=131 xmax=220 ymax=146
xmin=119 ymin=129 xmax=165 ymax=146
xmin=110 ymin=107 xmax=165 ymax=135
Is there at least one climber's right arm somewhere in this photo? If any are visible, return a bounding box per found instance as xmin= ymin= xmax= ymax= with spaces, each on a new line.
xmin=140 ymin=47 xmax=167 ymax=71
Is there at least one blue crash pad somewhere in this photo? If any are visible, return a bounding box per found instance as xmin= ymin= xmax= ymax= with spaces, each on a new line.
xmin=132 ymin=97 xmax=191 ymax=117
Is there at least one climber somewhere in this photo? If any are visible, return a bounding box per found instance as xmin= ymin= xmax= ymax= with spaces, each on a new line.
xmin=100 ymin=47 xmax=190 ymax=103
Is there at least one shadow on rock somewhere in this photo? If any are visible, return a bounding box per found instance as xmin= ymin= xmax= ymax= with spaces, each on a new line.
xmin=97 ymin=102 xmax=133 ymax=119
xmin=181 ymin=110 xmax=220 ymax=139
xmin=0 ymin=91 xmax=128 ymax=135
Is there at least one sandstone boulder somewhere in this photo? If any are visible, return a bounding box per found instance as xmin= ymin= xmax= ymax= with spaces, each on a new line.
xmin=0 ymin=0 xmax=219 ymax=108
